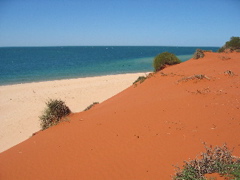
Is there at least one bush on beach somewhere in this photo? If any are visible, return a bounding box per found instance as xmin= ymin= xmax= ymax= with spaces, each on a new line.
xmin=39 ymin=99 xmax=71 ymax=130
xmin=153 ymin=52 xmax=181 ymax=72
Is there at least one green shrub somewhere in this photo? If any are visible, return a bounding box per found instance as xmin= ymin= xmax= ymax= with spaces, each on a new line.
xmin=39 ymin=99 xmax=71 ymax=130
xmin=218 ymin=46 xmax=225 ymax=53
xmin=223 ymin=163 xmax=240 ymax=179
xmin=226 ymin=37 xmax=240 ymax=49
xmin=153 ymin=52 xmax=181 ymax=72
xmin=173 ymin=144 xmax=240 ymax=180
xmin=218 ymin=36 xmax=240 ymax=52
xmin=193 ymin=49 xmax=205 ymax=59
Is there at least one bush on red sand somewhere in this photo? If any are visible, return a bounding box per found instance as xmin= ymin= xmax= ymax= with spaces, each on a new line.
xmin=218 ymin=37 xmax=240 ymax=52
xmin=39 ymin=99 xmax=71 ymax=130
xmin=153 ymin=52 xmax=181 ymax=71
xmin=173 ymin=144 xmax=240 ymax=180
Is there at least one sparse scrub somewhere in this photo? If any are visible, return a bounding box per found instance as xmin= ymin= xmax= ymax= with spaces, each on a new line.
xmin=178 ymin=74 xmax=210 ymax=82
xmin=193 ymin=49 xmax=205 ymax=59
xmin=173 ymin=144 xmax=240 ymax=180
xmin=84 ymin=102 xmax=99 ymax=111
xmin=218 ymin=47 xmax=225 ymax=53
xmin=133 ymin=76 xmax=147 ymax=85
xmin=219 ymin=55 xmax=231 ymax=60
xmin=218 ymin=36 xmax=240 ymax=52
xmin=153 ymin=52 xmax=181 ymax=72
xmin=194 ymin=74 xmax=209 ymax=79
xmin=39 ymin=99 xmax=71 ymax=130
xmin=224 ymin=70 xmax=235 ymax=76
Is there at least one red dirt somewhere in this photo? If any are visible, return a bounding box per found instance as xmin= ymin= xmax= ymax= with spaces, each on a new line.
xmin=0 ymin=52 xmax=239 ymax=179
xmin=205 ymin=173 xmax=229 ymax=180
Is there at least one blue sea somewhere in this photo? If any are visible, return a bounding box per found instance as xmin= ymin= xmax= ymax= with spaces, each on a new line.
xmin=0 ymin=46 xmax=219 ymax=85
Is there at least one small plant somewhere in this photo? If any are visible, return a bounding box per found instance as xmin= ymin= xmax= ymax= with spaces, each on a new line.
xmin=39 ymin=99 xmax=71 ymax=130
xmin=173 ymin=143 xmax=240 ymax=180
xmin=84 ymin=102 xmax=99 ymax=111
xmin=178 ymin=74 xmax=210 ymax=83
xmin=224 ymin=70 xmax=235 ymax=76
xmin=193 ymin=49 xmax=205 ymax=59
xmin=153 ymin=52 xmax=181 ymax=72
xmin=133 ymin=76 xmax=147 ymax=85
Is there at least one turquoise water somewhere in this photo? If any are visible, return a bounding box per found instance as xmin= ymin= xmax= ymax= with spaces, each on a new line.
xmin=0 ymin=46 xmax=219 ymax=85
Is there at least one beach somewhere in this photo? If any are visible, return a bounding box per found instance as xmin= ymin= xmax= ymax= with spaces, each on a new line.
xmin=0 ymin=72 xmax=148 ymax=153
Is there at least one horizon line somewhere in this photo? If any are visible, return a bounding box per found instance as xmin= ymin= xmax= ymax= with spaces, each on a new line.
xmin=0 ymin=45 xmax=220 ymax=48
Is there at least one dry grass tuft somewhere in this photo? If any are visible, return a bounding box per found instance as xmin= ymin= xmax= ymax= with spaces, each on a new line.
xmin=224 ymin=70 xmax=235 ymax=76
xmin=84 ymin=102 xmax=99 ymax=111
xmin=178 ymin=74 xmax=210 ymax=83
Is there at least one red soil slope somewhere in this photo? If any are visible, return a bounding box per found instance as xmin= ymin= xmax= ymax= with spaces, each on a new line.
xmin=0 ymin=52 xmax=240 ymax=180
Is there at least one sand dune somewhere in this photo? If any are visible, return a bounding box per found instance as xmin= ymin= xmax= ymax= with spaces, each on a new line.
xmin=0 ymin=52 xmax=239 ymax=179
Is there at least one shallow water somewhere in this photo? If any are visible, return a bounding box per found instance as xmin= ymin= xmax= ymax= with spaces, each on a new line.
xmin=0 ymin=46 xmax=219 ymax=85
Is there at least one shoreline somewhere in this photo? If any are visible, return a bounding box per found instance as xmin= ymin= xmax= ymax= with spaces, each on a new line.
xmin=0 ymin=71 xmax=151 ymax=87
xmin=0 ymin=53 xmax=195 ymax=87
xmin=0 ymin=72 xmax=149 ymax=152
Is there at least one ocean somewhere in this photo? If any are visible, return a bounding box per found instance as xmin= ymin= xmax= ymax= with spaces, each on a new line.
xmin=0 ymin=46 xmax=219 ymax=85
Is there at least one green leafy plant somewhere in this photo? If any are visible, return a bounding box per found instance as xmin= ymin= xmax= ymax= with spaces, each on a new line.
xmin=218 ymin=36 xmax=240 ymax=52
xmin=173 ymin=144 xmax=240 ymax=180
xmin=153 ymin=52 xmax=181 ymax=72
xmin=39 ymin=99 xmax=71 ymax=130
xmin=193 ymin=49 xmax=205 ymax=59
xmin=222 ymin=163 xmax=240 ymax=179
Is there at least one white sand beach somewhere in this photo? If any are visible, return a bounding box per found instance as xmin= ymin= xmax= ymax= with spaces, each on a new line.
xmin=0 ymin=72 xmax=148 ymax=152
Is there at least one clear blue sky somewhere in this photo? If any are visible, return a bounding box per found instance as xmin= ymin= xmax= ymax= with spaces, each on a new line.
xmin=0 ymin=0 xmax=239 ymax=47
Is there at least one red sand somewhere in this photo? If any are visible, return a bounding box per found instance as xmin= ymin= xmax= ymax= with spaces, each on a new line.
xmin=0 ymin=52 xmax=239 ymax=179
xmin=204 ymin=173 xmax=227 ymax=180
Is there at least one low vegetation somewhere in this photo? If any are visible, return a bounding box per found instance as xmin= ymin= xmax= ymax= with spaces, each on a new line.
xmin=153 ymin=52 xmax=181 ymax=72
xmin=178 ymin=74 xmax=210 ymax=83
xmin=224 ymin=70 xmax=235 ymax=76
xmin=218 ymin=36 xmax=240 ymax=52
xmin=133 ymin=76 xmax=147 ymax=85
xmin=173 ymin=144 xmax=240 ymax=180
xmin=84 ymin=102 xmax=99 ymax=111
xmin=39 ymin=99 xmax=71 ymax=130
xmin=193 ymin=49 xmax=205 ymax=59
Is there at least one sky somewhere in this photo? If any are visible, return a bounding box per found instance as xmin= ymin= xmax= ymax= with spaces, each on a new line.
xmin=0 ymin=0 xmax=239 ymax=47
